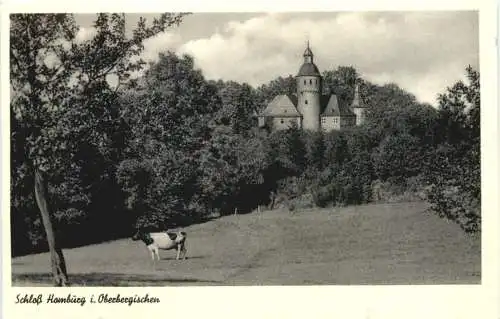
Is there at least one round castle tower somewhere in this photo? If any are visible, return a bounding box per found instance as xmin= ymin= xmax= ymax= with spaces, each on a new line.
xmin=296 ymin=42 xmax=322 ymax=131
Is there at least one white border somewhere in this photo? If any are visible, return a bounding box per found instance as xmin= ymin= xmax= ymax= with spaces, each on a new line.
xmin=1 ymin=1 xmax=498 ymax=319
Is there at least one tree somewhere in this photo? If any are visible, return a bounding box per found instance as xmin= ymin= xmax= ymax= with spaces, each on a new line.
xmin=10 ymin=13 xmax=188 ymax=286
xmin=304 ymin=131 xmax=325 ymax=171
xmin=372 ymin=133 xmax=423 ymax=184
xmin=196 ymin=126 xmax=240 ymax=215
xmin=362 ymin=81 xmax=419 ymax=140
xmin=322 ymin=66 xmax=358 ymax=106
xmin=323 ymin=131 xmax=350 ymax=166
xmin=425 ymin=66 xmax=480 ymax=232
xmin=436 ymin=65 xmax=480 ymax=146
xmin=195 ymin=126 xmax=266 ymax=214
xmin=213 ymin=80 xmax=259 ymax=135
xmin=117 ymin=52 xmax=222 ymax=227
xmin=255 ymin=75 xmax=296 ymax=111
xmin=284 ymin=122 xmax=306 ymax=175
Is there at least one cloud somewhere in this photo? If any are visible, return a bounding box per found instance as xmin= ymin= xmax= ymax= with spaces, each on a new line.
xmin=142 ymin=32 xmax=184 ymax=61
xmin=140 ymin=12 xmax=478 ymax=105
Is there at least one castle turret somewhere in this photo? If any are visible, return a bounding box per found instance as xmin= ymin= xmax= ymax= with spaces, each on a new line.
xmin=351 ymin=82 xmax=367 ymax=126
xmin=296 ymin=42 xmax=322 ymax=131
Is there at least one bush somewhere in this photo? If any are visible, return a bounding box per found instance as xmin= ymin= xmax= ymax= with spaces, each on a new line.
xmin=426 ymin=183 xmax=480 ymax=233
xmin=373 ymin=133 xmax=423 ymax=183
xmin=424 ymin=142 xmax=480 ymax=233
xmin=311 ymin=185 xmax=331 ymax=208
xmin=371 ymin=178 xmax=425 ymax=203
xmin=289 ymin=193 xmax=315 ymax=210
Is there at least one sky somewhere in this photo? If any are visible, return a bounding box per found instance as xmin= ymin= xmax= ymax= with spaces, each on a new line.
xmin=75 ymin=12 xmax=479 ymax=106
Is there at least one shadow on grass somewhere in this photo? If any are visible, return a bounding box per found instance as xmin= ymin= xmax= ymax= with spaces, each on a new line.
xmin=160 ymin=255 xmax=205 ymax=261
xmin=13 ymin=215 xmax=222 ymax=258
xmin=12 ymin=272 xmax=221 ymax=287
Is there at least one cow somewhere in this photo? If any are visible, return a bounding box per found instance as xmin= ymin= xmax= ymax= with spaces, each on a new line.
xmin=132 ymin=230 xmax=187 ymax=261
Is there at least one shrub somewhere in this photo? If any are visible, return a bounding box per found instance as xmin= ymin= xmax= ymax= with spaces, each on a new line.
xmin=426 ymin=182 xmax=480 ymax=233
xmin=311 ymin=185 xmax=331 ymax=208
xmin=371 ymin=178 xmax=425 ymax=203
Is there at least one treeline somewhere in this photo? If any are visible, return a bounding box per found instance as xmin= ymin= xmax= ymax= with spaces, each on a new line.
xmin=10 ymin=15 xmax=480 ymax=257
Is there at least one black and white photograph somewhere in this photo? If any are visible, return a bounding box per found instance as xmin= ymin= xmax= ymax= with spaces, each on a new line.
xmin=2 ymin=2 xmax=499 ymax=319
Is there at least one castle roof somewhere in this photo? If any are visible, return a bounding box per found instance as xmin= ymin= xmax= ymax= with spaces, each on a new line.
xmin=259 ymin=93 xmax=355 ymax=118
xmin=298 ymin=41 xmax=321 ymax=77
xmin=321 ymin=95 xmax=356 ymax=117
xmin=258 ymin=42 xmax=359 ymax=121
xmin=297 ymin=63 xmax=321 ymax=77
xmin=322 ymin=95 xmax=341 ymax=116
xmin=259 ymin=94 xmax=301 ymax=117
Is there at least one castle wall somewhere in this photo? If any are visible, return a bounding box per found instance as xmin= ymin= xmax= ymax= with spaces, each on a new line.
xmin=297 ymin=75 xmax=321 ymax=131
xmin=271 ymin=116 xmax=301 ymax=130
xmin=321 ymin=116 xmax=341 ymax=131
xmin=341 ymin=116 xmax=357 ymax=128
xmin=321 ymin=116 xmax=357 ymax=131
xmin=258 ymin=45 xmax=368 ymax=133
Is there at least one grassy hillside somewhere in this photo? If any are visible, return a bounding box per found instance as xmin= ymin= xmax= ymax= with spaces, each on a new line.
xmin=11 ymin=201 xmax=480 ymax=286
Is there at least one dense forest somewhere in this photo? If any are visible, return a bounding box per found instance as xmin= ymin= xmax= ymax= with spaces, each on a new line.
xmin=11 ymin=12 xmax=480 ymax=267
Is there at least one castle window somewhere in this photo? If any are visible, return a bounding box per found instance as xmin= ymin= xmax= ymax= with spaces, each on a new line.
xmin=305 ymin=100 xmax=308 ymax=104
xmin=280 ymin=119 xmax=284 ymax=124
xmin=321 ymin=117 xmax=326 ymax=124
xmin=304 ymin=80 xmax=306 ymax=85
xmin=316 ymin=79 xmax=318 ymax=84
xmin=309 ymin=79 xmax=312 ymax=84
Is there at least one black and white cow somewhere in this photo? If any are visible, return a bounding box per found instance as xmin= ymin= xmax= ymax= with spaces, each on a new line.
xmin=132 ymin=230 xmax=187 ymax=261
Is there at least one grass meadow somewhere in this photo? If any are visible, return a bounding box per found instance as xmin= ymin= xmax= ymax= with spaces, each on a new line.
xmin=11 ymin=201 xmax=480 ymax=286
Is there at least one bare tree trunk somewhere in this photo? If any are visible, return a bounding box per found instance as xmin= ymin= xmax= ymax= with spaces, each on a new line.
xmin=34 ymin=169 xmax=69 ymax=286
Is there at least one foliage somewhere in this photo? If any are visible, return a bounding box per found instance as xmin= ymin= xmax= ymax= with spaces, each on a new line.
xmin=117 ymin=52 xmax=221 ymax=228
xmin=212 ymin=80 xmax=259 ymax=135
xmin=322 ymin=66 xmax=358 ymax=106
xmin=372 ymin=133 xmax=423 ymax=184
xmin=424 ymin=66 xmax=480 ymax=232
xmin=11 ymin=16 xmax=481 ymax=262
xmin=255 ymin=75 xmax=296 ymax=110
xmin=10 ymin=13 xmax=189 ymax=256
xmin=303 ymin=131 xmax=326 ymax=171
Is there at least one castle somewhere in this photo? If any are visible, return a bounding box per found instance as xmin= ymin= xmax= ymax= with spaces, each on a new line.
xmin=257 ymin=43 xmax=367 ymax=132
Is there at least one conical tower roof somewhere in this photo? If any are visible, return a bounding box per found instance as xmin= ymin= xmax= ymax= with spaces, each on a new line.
xmin=303 ymin=40 xmax=313 ymax=57
xmin=297 ymin=41 xmax=320 ymax=77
